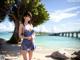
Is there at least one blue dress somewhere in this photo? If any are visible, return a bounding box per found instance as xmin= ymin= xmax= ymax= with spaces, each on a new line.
xmin=21 ymin=30 xmax=35 ymax=51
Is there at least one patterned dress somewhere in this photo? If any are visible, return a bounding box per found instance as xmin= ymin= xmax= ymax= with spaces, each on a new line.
xmin=21 ymin=24 xmax=35 ymax=51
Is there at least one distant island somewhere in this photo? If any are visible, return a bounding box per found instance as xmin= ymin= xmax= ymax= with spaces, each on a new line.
xmin=36 ymin=32 xmax=50 ymax=36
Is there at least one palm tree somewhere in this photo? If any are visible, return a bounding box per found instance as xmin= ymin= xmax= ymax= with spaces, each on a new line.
xmin=0 ymin=0 xmax=49 ymax=44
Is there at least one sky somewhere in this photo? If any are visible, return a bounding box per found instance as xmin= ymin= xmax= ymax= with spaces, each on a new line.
xmin=0 ymin=0 xmax=80 ymax=33
xmin=0 ymin=16 xmax=14 ymax=32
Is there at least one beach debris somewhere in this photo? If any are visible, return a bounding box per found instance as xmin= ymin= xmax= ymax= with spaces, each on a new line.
xmin=46 ymin=51 xmax=69 ymax=60
xmin=72 ymin=50 xmax=80 ymax=56
xmin=71 ymin=50 xmax=80 ymax=60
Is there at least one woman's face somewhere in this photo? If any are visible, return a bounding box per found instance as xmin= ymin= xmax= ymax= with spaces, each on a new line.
xmin=24 ymin=16 xmax=31 ymax=22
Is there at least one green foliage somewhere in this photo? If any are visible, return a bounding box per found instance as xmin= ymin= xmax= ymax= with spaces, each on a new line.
xmin=0 ymin=0 xmax=15 ymax=22
xmin=0 ymin=0 xmax=49 ymax=27
xmin=32 ymin=3 xmax=49 ymax=26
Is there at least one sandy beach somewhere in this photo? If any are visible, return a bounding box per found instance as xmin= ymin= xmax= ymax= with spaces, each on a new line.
xmin=0 ymin=43 xmax=80 ymax=60
xmin=19 ymin=46 xmax=53 ymax=60
xmin=24 ymin=46 xmax=79 ymax=60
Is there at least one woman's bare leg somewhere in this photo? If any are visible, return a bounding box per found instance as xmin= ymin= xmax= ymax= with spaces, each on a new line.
xmin=21 ymin=50 xmax=27 ymax=60
xmin=28 ymin=51 xmax=33 ymax=60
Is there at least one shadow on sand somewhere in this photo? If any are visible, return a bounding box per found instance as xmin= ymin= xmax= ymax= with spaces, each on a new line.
xmin=0 ymin=38 xmax=20 ymax=56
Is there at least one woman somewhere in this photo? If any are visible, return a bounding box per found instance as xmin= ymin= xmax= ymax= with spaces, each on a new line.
xmin=19 ymin=11 xmax=35 ymax=60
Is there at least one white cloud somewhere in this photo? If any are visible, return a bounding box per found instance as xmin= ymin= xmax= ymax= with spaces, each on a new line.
xmin=0 ymin=16 xmax=15 ymax=32
xmin=34 ymin=25 xmax=49 ymax=32
xmin=67 ymin=0 xmax=80 ymax=3
xmin=52 ymin=22 xmax=80 ymax=33
xmin=0 ymin=22 xmax=14 ymax=32
xmin=59 ymin=6 xmax=79 ymax=12
xmin=49 ymin=6 xmax=80 ymax=22
xmin=52 ymin=26 xmax=64 ymax=33
xmin=34 ymin=26 xmax=40 ymax=32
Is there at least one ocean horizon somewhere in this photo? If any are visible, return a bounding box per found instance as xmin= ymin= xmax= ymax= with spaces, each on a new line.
xmin=0 ymin=32 xmax=80 ymax=49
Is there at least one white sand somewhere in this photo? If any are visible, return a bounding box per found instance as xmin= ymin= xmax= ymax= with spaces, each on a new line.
xmin=0 ymin=44 xmax=80 ymax=60
xmin=19 ymin=46 xmax=53 ymax=60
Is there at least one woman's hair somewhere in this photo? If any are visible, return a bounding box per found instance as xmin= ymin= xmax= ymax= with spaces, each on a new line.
xmin=21 ymin=11 xmax=32 ymax=25
xmin=23 ymin=11 xmax=32 ymax=18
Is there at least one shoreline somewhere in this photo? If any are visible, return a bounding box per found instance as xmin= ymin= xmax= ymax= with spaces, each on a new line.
xmin=0 ymin=43 xmax=80 ymax=60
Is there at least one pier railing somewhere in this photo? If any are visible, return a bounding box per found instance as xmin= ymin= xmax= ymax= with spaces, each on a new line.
xmin=50 ymin=31 xmax=80 ymax=38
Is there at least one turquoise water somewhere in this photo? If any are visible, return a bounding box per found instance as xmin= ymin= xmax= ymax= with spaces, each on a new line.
xmin=0 ymin=32 xmax=80 ymax=49
xmin=0 ymin=32 xmax=13 ymax=40
xmin=36 ymin=36 xmax=80 ymax=49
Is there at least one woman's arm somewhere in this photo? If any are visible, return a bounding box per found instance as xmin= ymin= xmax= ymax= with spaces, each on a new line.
xmin=19 ymin=23 xmax=24 ymax=39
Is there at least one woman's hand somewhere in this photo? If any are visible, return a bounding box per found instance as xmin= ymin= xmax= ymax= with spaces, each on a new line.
xmin=27 ymin=36 xmax=33 ymax=40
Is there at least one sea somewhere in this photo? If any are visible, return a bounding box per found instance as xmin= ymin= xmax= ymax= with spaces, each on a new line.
xmin=0 ymin=32 xmax=80 ymax=49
